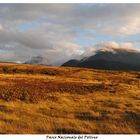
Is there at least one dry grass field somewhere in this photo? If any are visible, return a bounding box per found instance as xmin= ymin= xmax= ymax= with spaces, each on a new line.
xmin=0 ymin=62 xmax=140 ymax=134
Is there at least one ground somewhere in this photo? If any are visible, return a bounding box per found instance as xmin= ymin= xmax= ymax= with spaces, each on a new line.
xmin=0 ymin=62 xmax=140 ymax=134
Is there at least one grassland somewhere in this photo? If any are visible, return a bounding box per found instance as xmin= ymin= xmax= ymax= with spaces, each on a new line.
xmin=0 ymin=62 xmax=140 ymax=134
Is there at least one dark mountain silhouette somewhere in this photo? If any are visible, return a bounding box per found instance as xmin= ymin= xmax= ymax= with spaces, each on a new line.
xmin=62 ymin=59 xmax=80 ymax=67
xmin=62 ymin=49 xmax=140 ymax=71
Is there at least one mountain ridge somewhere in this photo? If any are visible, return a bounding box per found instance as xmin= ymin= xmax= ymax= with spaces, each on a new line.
xmin=62 ymin=49 xmax=140 ymax=71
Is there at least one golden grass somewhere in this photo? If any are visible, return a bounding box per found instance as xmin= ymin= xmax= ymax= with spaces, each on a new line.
xmin=0 ymin=63 xmax=140 ymax=134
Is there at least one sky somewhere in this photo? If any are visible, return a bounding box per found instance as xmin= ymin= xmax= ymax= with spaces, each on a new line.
xmin=1 ymin=4 xmax=140 ymax=65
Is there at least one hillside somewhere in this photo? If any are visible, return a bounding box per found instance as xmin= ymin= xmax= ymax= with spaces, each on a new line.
xmin=0 ymin=63 xmax=140 ymax=134
xmin=62 ymin=49 xmax=140 ymax=71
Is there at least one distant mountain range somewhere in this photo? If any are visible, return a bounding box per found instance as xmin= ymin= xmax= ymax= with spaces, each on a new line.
xmin=23 ymin=47 xmax=140 ymax=71
xmin=24 ymin=56 xmax=49 ymax=65
xmin=62 ymin=48 xmax=140 ymax=71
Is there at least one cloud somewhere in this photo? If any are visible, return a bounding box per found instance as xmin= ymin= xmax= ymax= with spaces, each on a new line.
xmin=0 ymin=24 xmax=4 ymax=31
xmin=41 ymin=42 xmax=83 ymax=65
xmin=0 ymin=25 xmax=82 ymax=65
xmin=0 ymin=4 xmax=140 ymax=65
xmin=76 ymin=4 xmax=140 ymax=36
xmin=1 ymin=4 xmax=140 ymax=35
xmin=82 ymin=41 xmax=140 ymax=58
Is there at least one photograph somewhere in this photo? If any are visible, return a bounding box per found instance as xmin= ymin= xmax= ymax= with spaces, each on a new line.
xmin=0 ymin=3 xmax=140 ymax=135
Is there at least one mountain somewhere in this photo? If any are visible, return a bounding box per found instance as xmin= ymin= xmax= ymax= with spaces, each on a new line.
xmin=24 ymin=56 xmax=49 ymax=65
xmin=62 ymin=49 xmax=140 ymax=71
xmin=62 ymin=59 xmax=80 ymax=67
